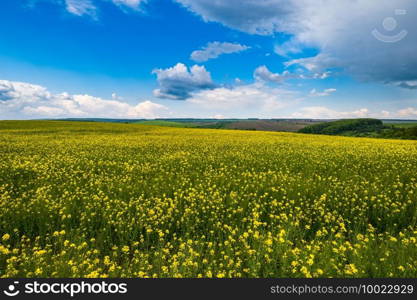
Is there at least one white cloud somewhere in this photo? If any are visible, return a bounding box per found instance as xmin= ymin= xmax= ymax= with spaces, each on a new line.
xmin=285 ymin=55 xmax=332 ymax=72
xmin=176 ymin=0 xmax=417 ymax=88
xmin=395 ymin=81 xmax=417 ymax=89
xmin=397 ymin=107 xmax=417 ymax=117
xmin=23 ymin=106 xmax=66 ymax=117
xmin=313 ymin=72 xmax=331 ymax=79
xmin=253 ymin=65 xmax=329 ymax=83
xmin=253 ymin=66 xmax=289 ymax=84
xmin=309 ymin=88 xmax=337 ymax=97
xmin=187 ymin=83 xmax=299 ymax=111
xmin=0 ymin=80 xmax=51 ymax=102
xmin=0 ymin=80 xmax=167 ymax=119
xmin=65 ymin=0 xmax=97 ymax=17
xmin=190 ymin=41 xmax=249 ymax=62
xmin=152 ymin=63 xmax=216 ymax=100
xmin=292 ymin=106 xmax=369 ymax=119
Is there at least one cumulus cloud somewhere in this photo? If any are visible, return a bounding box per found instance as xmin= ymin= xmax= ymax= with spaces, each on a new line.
xmin=0 ymin=80 xmax=167 ymax=119
xmin=253 ymin=65 xmax=329 ymax=83
xmin=152 ymin=63 xmax=216 ymax=100
xmin=175 ymin=0 xmax=417 ymax=88
xmin=0 ymin=80 xmax=51 ymax=102
xmin=190 ymin=41 xmax=249 ymax=62
xmin=309 ymin=88 xmax=337 ymax=97
xmin=253 ymin=66 xmax=290 ymax=84
xmin=187 ymin=83 xmax=300 ymax=111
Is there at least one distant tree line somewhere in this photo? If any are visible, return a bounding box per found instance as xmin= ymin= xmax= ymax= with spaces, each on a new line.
xmin=298 ymin=118 xmax=417 ymax=140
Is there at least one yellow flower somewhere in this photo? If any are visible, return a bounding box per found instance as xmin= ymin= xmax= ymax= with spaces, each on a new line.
xmin=35 ymin=250 xmax=47 ymax=256
xmin=0 ymin=245 xmax=10 ymax=255
xmin=345 ymin=264 xmax=358 ymax=275
xmin=35 ymin=268 xmax=43 ymax=276
xmin=316 ymin=269 xmax=324 ymax=276
xmin=86 ymin=271 xmax=100 ymax=278
xmin=291 ymin=261 xmax=299 ymax=267
xmin=300 ymin=266 xmax=312 ymax=278
xmin=398 ymin=266 xmax=405 ymax=272
xmin=2 ymin=234 xmax=10 ymax=241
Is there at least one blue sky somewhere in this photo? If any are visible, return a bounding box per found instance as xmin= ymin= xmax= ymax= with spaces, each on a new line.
xmin=0 ymin=0 xmax=416 ymax=119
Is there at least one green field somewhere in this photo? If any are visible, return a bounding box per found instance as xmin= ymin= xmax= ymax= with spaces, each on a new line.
xmin=385 ymin=122 xmax=417 ymax=128
xmin=300 ymin=119 xmax=417 ymax=140
xmin=1 ymin=121 xmax=417 ymax=278
xmin=134 ymin=120 xmax=199 ymax=128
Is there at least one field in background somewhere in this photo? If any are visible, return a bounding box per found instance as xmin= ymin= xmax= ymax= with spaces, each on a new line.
xmin=56 ymin=118 xmax=322 ymax=132
xmin=56 ymin=118 xmax=417 ymax=135
xmin=1 ymin=121 xmax=417 ymax=278
xmin=385 ymin=122 xmax=417 ymax=129
xmin=300 ymin=119 xmax=417 ymax=140
xmin=133 ymin=120 xmax=198 ymax=128
xmin=135 ymin=119 xmax=322 ymax=132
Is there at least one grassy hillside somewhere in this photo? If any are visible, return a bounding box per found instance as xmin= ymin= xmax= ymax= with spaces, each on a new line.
xmin=385 ymin=122 xmax=417 ymax=129
xmin=223 ymin=120 xmax=311 ymax=132
xmin=299 ymin=118 xmax=417 ymax=140
xmin=134 ymin=120 xmax=198 ymax=128
xmin=135 ymin=119 xmax=316 ymax=132
xmin=380 ymin=126 xmax=417 ymax=140
xmin=299 ymin=118 xmax=384 ymax=136
xmin=1 ymin=121 xmax=417 ymax=278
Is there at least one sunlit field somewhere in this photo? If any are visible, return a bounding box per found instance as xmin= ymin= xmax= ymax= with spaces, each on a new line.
xmin=1 ymin=121 xmax=417 ymax=278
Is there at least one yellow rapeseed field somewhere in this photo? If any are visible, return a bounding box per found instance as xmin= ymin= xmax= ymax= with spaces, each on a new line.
xmin=0 ymin=120 xmax=417 ymax=278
